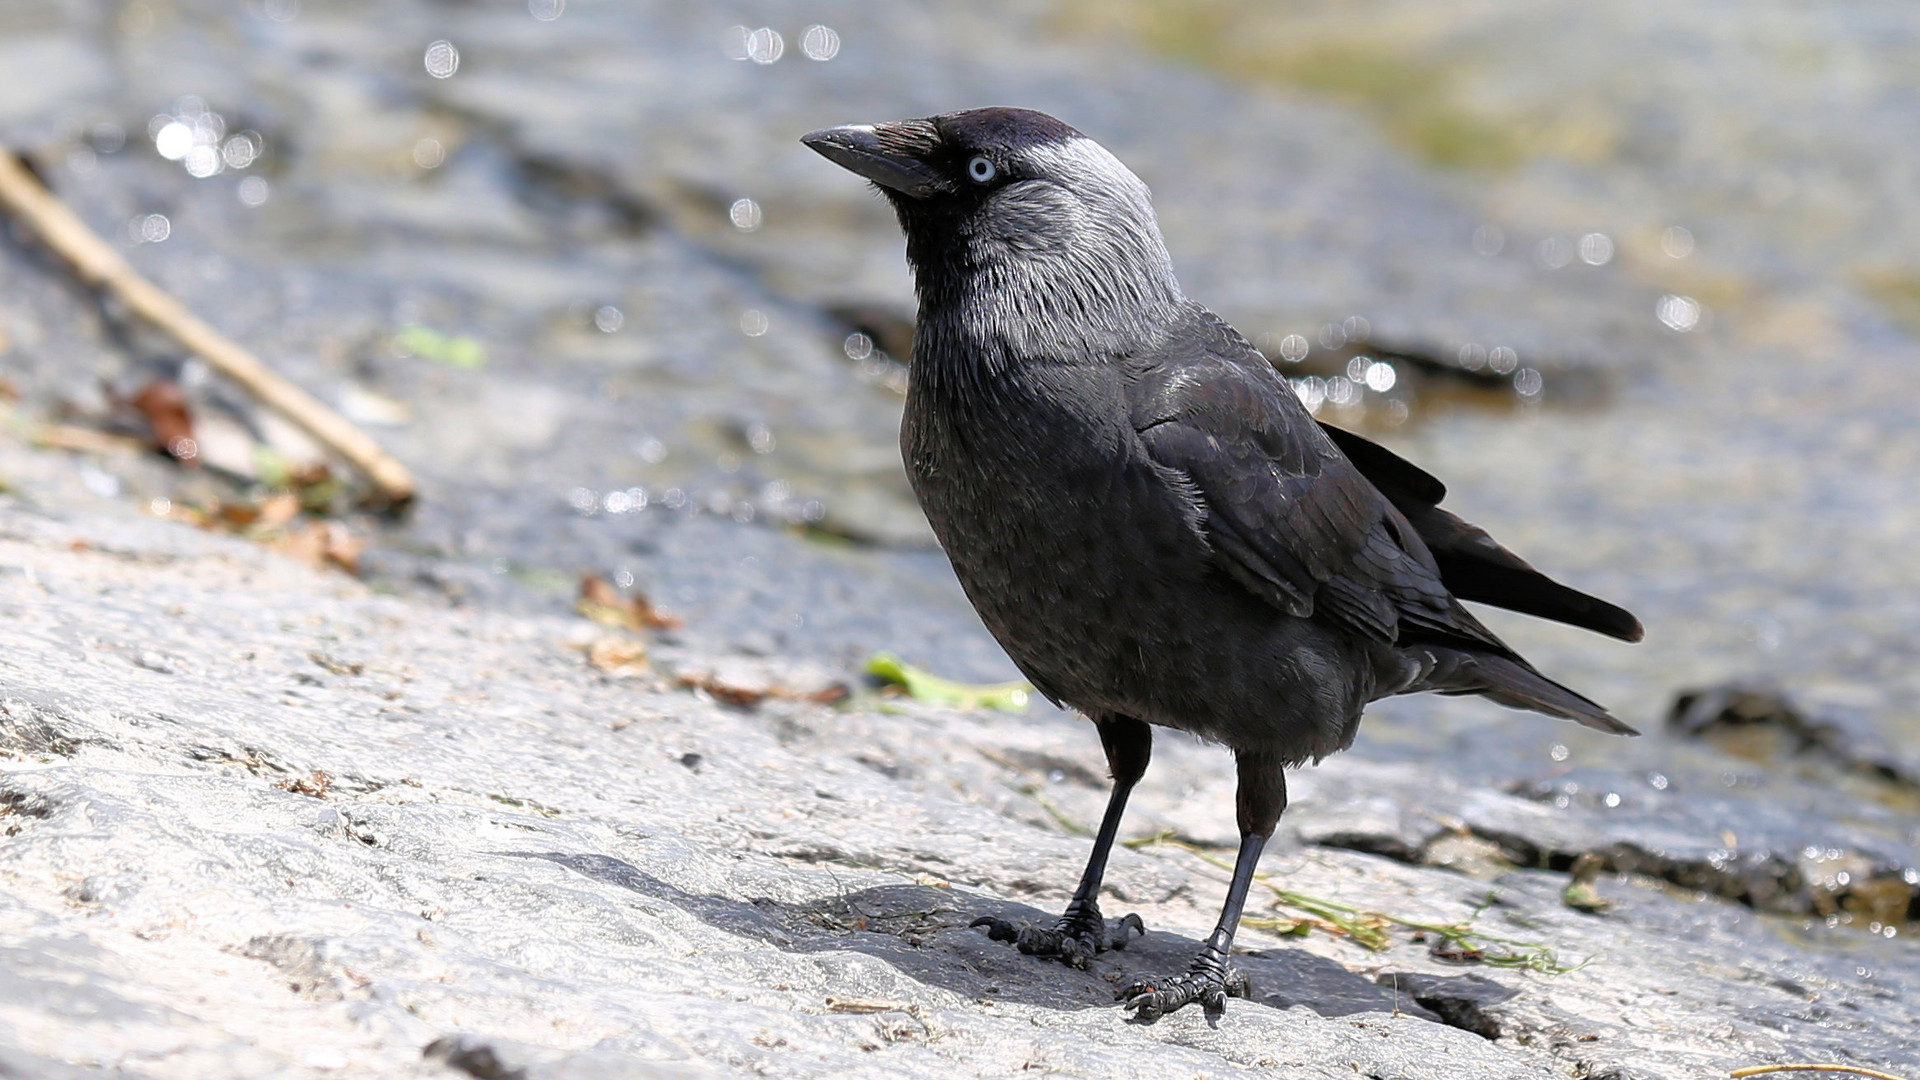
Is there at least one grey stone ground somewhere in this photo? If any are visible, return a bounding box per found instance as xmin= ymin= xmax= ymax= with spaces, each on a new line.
xmin=1 ymin=471 xmax=1915 ymax=1079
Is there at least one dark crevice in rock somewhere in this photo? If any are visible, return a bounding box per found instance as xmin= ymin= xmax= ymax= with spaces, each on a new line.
xmin=1374 ymin=972 xmax=1517 ymax=1039
xmin=0 ymin=787 xmax=55 ymax=836
xmin=1310 ymin=829 xmax=1423 ymax=864
xmin=423 ymin=1036 xmax=529 ymax=1080
xmin=0 ymin=702 xmax=83 ymax=757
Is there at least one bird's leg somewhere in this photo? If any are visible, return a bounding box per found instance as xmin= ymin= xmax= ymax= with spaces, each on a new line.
xmin=972 ymin=716 xmax=1151 ymax=969
xmin=1118 ymin=752 xmax=1286 ymax=1019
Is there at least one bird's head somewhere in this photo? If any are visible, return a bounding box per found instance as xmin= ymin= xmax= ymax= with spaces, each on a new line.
xmin=803 ymin=108 xmax=1182 ymax=357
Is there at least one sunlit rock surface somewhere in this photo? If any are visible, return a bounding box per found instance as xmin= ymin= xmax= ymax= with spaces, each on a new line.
xmin=1 ymin=501 xmax=1914 ymax=1078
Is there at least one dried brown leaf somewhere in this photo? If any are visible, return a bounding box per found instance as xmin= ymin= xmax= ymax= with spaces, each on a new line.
xmin=586 ymin=635 xmax=650 ymax=676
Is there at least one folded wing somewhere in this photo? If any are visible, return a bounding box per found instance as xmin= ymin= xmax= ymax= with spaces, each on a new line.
xmin=1127 ymin=314 xmax=1498 ymax=655
xmin=1125 ymin=309 xmax=1636 ymax=735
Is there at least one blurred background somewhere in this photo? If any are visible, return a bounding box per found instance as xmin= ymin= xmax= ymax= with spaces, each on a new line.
xmin=1 ymin=1 xmax=1916 ymax=941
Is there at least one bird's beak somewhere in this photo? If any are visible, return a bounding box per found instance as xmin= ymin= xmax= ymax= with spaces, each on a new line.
xmin=801 ymin=121 xmax=950 ymax=198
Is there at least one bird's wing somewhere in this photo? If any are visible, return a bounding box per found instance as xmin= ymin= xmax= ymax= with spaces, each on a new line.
xmin=1316 ymin=422 xmax=1644 ymax=643
xmin=1127 ymin=313 xmax=1499 ymax=651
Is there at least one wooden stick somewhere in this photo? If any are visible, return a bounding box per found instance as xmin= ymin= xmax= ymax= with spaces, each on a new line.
xmin=0 ymin=150 xmax=416 ymax=509
xmin=1731 ymin=1065 xmax=1914 ymax=1080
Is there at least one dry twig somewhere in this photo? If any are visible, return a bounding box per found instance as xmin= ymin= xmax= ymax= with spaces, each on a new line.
xmin=0 ymin=150 xmax=415 ymax=509
xmin=1731 ymin=1066 xmax=1913 ymax=1080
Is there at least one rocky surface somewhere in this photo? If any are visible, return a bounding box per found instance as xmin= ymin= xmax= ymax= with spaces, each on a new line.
xmin=0 ymin=496 xmax=1915 ymax=1080
xmin=3 ymin=0 xmax=1920 ymax=1077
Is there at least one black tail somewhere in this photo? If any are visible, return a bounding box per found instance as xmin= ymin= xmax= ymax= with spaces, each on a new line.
xmin=1431 ymin=650 xmax=1638 ymax=735
xmin=1409 ymin=503 xmax=1643 ymax=642
xmin=1320 ymin=422 xmax=1644 ymax=643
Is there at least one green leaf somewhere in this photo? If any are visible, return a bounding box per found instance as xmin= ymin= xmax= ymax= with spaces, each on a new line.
xmin=864 ymin=652 xmax=1032 ymax=713
xmin=395 ymin=324 xmax=486 ymax=368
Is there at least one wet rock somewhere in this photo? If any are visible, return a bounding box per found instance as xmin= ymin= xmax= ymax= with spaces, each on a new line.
xmin=1285 ymin=749 xmax=1920 ymax=932
xmin=1670 ymin=683 xmax=1840 ymax=759
xmin=1670 ymin=682 xmax=1920 ymax=794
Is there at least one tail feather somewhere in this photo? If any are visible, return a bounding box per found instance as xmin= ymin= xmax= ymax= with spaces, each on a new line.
xmin=1320 ymin=421 xmax=1645 ymax=643
xmin=1431 ymin=651 xmax=1638 ymax=736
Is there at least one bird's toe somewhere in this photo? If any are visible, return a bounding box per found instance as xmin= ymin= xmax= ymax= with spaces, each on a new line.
xmin=969 ymin=905 xmax=1146 ymax=968
xmin=1116 ymin=958 xmax=1250 ymax=1020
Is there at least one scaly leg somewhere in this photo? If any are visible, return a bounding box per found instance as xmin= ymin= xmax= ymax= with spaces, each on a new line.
xmin=972 ymin=715 xmax=1151 ymax=968
xmin=1118 ymin=750 xmax=1287 ymax=1018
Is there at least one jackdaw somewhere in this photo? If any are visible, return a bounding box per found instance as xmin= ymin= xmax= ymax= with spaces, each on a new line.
xmin=802 ymin=107 xmax=1641 ymax=1020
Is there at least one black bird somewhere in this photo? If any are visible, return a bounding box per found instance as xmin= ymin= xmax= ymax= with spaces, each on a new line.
xmin=802 ymin=108 xmax=1641 ymax=1020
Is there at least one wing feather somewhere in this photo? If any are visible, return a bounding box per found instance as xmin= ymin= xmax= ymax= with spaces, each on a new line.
xmin=1128 ymin=310 xmax=1499 ymax=652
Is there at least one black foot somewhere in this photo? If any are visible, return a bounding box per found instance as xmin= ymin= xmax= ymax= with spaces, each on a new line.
xmin=970 ymin=900 xmax=1145 ymax=970
xmin=1117 ymin=950 xmax=1252 ymax=1020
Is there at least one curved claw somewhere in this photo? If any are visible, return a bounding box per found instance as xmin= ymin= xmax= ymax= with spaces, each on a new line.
xmin=970 ymin=915 xmax=1020 ymax=943
xmin=1117 ymin=958 xmax=1251 ymax=1021
xmin=969 ymin=905 xmax=1147 ymax=969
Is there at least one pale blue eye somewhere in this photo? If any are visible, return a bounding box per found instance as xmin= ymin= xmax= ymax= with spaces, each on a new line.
xmin=967 ymin=156 xmax=997 ymax=183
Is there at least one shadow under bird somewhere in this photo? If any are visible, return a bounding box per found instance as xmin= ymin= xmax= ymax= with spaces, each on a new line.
xmin=802 ymin=108 xmax=1643 ymax=1020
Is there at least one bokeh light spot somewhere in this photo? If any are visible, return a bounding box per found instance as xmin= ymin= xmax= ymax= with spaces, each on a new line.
xmin=424 ymin=39 xmax=460 ymax=79
xmin=154 ymin=121 xmax=193 ymax=160
xmin=746 ymin=28 xmax=783 ymax=64
xmin=1292 ymin=376 xmax=1326 ymax=413
xmin=129 ymin=213 xmax=171 ymax=243
xmin=801 ymin=25 xmax=841 ymax=61
xmin=222 ymin=133 xmax=259 ymax=169
xmin=1657 ymin=294 xmax=1701 ymax=332
xmin=184 ymin=144 xmax=222 ymax=178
